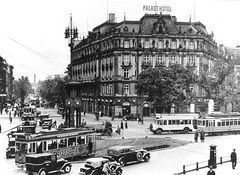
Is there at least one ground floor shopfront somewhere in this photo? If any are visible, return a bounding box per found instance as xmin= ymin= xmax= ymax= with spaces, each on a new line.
xmin=81 ymin=96 xmax=154 ymax=117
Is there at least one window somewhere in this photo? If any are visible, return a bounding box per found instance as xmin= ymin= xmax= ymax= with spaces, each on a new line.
xmin=144 ymin=55 xmax=150 ymax=63
xmin=124 ymin=69 xmax=129 ymax=78
xmin=124 ymin=40 xmax=130 ymax=48
xmin=58 ymin=139 xmax=67 ymax=148
xmin=170 ymin=55 xmax=177 ymax=64
xmin=77 ymin=136 xmax=86 ymax=144
xmin=189 ymin=42 xmax=194 ymax=50
xmin=29 ymin=142 xmax=36 ymax=153
xmin=156 ymin=55 xmax=164 ymax=64
xmin=124 ymin=84 xmax=129 ymax=95
xmin=188 ymin=56 xmax=195 ymax=66
xmin=48 ymin=140 xmax=57 ymax=150
xmin=68 ymin=137 xmax=77 ymax=146
xmin=123 ymin=55 xmax=130 ymax=65
xmin=145 ymin=41 xmax=150 ymax=48
xmin=158 ymin=41 xmax=163 ymax=48
xmin=172 ymin=41 xmax=177 ymax=49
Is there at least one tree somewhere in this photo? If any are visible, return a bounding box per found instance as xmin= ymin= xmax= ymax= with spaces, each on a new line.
xmin=37 ymin=75 xmax=68 ymax=106
xmin=13 ymin=76 xmax=33 ymax=106
xmin=136 ymin=64 xmax=196 ymax=111
xmin=198 ymin=56 xmax=235 ymax=100
xmin=218 ymin=74 xmax=240 ymax=112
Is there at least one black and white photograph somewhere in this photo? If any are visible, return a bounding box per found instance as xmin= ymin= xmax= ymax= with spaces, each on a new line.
xmin=1 ymin=0 xmax=240 ymax=174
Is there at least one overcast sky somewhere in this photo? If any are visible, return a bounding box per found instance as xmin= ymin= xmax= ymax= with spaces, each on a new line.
xmin=0 ymin=0 xmax=240 ymax=83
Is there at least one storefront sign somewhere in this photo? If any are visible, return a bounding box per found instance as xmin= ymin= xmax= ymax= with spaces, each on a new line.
xmin=143 ymin=5 xmax=171 ymax=13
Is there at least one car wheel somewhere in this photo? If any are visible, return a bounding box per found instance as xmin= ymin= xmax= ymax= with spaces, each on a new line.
xmin=119 ymin=158 xmax=126 ymax=167
xmin=155 ymin=128 xmax=163 ymax=134
xmin=91 ymin=171 xmax=100 ymax=175
xmin=116 ymin=169 xmax=123 ymax=175
xmin=64 ymin=164 xmax=71 ymax=173
xmin=136 ymin=152 xmax=143 ymax=161
xmin=143 ymin=154 xmax=150 ymax=162
xmin=39 ymin=169 xmax=47 ymax=175
xmin=183 ymin=127 xmax=190 ymax=134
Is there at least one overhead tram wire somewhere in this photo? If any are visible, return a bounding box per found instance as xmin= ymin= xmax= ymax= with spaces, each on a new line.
xmin=0 ymin=48 xmax=49 ymax=76
xmin=8 ymin=37 xmax=67 ymax=69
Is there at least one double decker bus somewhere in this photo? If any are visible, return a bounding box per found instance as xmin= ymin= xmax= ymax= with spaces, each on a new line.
xmin=151 ymin=113 xmax=199 ymax=134
xmin=15 ymin=128 xmax=96 ymax=166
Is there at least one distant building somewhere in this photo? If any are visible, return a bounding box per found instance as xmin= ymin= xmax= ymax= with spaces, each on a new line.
xmin=67 ymin=13 xmax=218 ymax=117
xmin=0 ymin=56 xmax=14 ymax=108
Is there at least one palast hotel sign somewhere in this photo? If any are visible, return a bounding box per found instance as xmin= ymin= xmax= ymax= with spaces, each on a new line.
xmin=143 ymin=5 xmax=171 ymax=13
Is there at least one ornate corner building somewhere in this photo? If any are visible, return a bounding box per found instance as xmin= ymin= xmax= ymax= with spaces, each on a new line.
xmin=0 ymin=56 xmax=14 ymax=108
xmin=67 ymin=13 xmax=218 ymax=117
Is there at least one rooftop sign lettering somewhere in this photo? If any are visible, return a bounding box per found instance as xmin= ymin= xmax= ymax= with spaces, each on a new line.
xmin=143 ymin=5 xmax=171 ymax=13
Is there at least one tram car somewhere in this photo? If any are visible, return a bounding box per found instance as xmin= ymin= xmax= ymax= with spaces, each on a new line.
xmin=15 ymin=128 xmax=96 ymax=166
xmin=195 ymin=113 xmax=240 ymax=135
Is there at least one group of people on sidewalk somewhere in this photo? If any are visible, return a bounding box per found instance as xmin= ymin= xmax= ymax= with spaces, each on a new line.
xmin=194 ymin=130 xmax=205 ymax=142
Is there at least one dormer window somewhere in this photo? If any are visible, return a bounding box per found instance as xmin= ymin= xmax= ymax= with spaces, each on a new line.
xmin=123 ymin=26 xmax=128 ymax=32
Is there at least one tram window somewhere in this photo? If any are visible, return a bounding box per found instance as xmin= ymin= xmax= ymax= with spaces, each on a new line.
xmin=226 ymin=119 xmax=229 ymax=126
xmin=222 ymin=120 xmax=225 ymax=126
xmin=48 ymin=140 xmax=57 ymax=150
xmin=234 ymin=119 xmax=238 ymax=125
xmin=163 ymin=120 xmax=167 ymax=125
xmin=172 ymin=120 xmax=176 ymax=125
xmin=176 ymin=120 xmax=180 ymax=125
xmin=43 ymin=141 xmax=47 ymax=151
xmin=36 ymin=141 xmax=43 ymax=153
xmin=77 ymin=136 xmax=85 ymax=144
xmin=230 ymin=119 xmax=233 ymax=125
xmin=180 ymin=120 xmax=184 ymax=124
xmin=203 ymin=120 xmax=205 ymax=126
xmin=189 ymin=120 xmax=191 ymax=124
xmin=217 ymin=122 xmax=221 ymax=126
xmin=238 ymin=120 xmax=240 ymax=125
xmin=206 ymin=120 xmax=209 ymax=127
xmin=168 ymin=120 xmax=172 ymax=125
xmin=58 ymin=139 xmax=67 ymax=148
xmin=68 ymin=137 xmax=77 ymax=146
xmin=29 ymin=142 xmax=36 ymax=153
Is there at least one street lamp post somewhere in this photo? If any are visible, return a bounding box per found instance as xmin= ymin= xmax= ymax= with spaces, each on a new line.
xmin=64 ymin=14 xmax=80 ymax=128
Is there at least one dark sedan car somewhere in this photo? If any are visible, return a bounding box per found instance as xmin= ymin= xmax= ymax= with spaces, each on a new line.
xmin=105 ymin=146 xmax=150 ymax=166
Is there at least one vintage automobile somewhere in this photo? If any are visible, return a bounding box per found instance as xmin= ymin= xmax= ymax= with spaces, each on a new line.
xmin=80 ymin=157 xmax=122 ymax=175
xmin=6 ymin=125 xmax=36 ymax=158
xmin=6 ymin=137 xmax=15 ymax=158
xmin=38 ymin=114 xmax=50 ymax=126
xmin=105 ymin=146 xmax=150 ymax=166
xmin=21 ymin=115 xmax=37 ymax=126
xmin=25 ymin=152 xmax=72 ymax=175
xmin=42 ymin=118 xmax=53 ymax=129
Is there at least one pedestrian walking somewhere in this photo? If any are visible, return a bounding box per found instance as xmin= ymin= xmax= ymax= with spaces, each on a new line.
xmin=120 ymin=120 xmax=124 ymax=130
xmin=231 ymin=148 xmax=237 ymax=169
xmin=200 ymin=130 xmax=205 ymax=142
xmin=194 ymin=130 xmax=199 ymax=142
xmin=125 ymin=121 xmax=128 ymax=129
xmin=9 ymin=111 xmax=12 ymax=124
xmin=0 ymin=123 xmax=1 ymax=133
xmin=83 ymin=110 xmax=86 ymax=116
xmin=207 ymin=166 xmax=215 ymax=175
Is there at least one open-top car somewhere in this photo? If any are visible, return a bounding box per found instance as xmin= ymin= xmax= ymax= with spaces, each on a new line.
xmin=80 ymin=157 xmax=122 ymax=175
xmin=25 ymin=152 xmax=71 ymax=175
xmin=105 ymin=146 xmax=150 ymax=166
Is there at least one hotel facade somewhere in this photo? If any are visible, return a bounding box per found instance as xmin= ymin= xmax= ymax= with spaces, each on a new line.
xmin=67 ymin=13 xmax=218 ymax=117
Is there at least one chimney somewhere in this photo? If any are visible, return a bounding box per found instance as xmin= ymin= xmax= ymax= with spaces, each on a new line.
xmin=109 ymin=13 xmax=115 ymax=22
